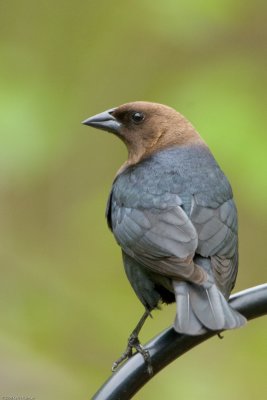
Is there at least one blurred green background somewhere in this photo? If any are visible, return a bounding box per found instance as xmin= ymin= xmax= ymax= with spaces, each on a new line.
xmin=0 ymin=1 xmax=267 ymax=399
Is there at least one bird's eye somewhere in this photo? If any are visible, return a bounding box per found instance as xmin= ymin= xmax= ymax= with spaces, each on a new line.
xmin=131 ymin=112 xmax=145 ymax=124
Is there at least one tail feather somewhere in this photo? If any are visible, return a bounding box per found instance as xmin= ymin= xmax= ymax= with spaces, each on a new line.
xmin=174 ymin=282 xmax=206 ymax=335
xmin=173 ymin=280 xmax=246 ymax=335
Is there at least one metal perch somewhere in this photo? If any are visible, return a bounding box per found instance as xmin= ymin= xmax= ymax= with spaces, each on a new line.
xmin=92 ymin=284 xmax=267 ymax=400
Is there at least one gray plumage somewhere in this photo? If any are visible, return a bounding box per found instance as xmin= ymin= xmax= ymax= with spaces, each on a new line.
xmin=83 ymin=101 xmax=246 ymax=338
xmin=107 ymin=145 xmax=246 ymax=334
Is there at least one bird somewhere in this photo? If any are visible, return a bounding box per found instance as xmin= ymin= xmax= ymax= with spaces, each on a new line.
xmin=82 ymin=101 xmax=246 ymax=373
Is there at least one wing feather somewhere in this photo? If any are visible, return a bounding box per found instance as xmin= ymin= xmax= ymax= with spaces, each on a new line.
xmin=191 ymin=198 xmax=238 ymax=298
xmin=112 ymin=203 xmax=198 ymax=279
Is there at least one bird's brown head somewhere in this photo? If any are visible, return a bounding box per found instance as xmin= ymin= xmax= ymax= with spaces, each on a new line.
xmin=83 ymin=101 xmax=204 ymax=165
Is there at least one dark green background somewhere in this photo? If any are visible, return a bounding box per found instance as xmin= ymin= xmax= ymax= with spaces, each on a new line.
xmin=0 ymin=1 xmax=266 ymax=399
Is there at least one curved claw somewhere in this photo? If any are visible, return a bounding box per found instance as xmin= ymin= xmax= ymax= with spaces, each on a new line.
xmin=112 ymin=335 xmax=153 ymax=375
xmin=112 ymin=310 xmax=153 ymax=374
xmin=111 ymin=347 xmax=132 ymax=372
xmin=134 ymin=342 xmax=153 ymax=375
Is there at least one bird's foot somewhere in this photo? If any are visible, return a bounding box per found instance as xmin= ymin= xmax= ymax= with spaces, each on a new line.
xmin=112 ymin=333 xmax=153 ymax=375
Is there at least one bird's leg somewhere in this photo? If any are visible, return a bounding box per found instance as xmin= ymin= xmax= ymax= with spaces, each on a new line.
xmin=112 ymin=310 xmax=153 ymax=375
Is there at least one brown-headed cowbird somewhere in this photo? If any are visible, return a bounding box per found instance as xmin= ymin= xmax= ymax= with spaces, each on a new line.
xmin=83 ymin=101 xmax=246 ymax=373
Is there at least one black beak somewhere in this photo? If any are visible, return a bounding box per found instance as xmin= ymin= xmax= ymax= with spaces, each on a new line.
xmin=82 ymin=108 xmax=121 ymax=134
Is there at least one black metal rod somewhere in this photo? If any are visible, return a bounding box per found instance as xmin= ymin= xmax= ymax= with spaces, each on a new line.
xmin=92 ymin=284 xmax=267 ymax=400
